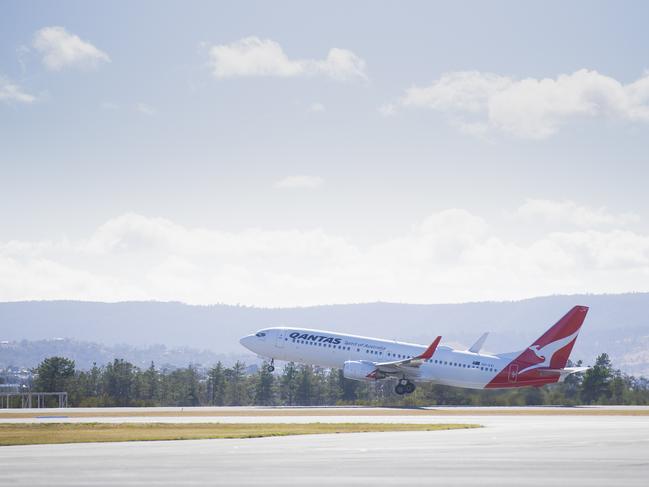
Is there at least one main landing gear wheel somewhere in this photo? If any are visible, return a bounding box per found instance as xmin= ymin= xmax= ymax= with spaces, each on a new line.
xmin=267 ymin=359 xmax=275 ymax=372
xmin=395 ymin=381 xmax=416 ymax=395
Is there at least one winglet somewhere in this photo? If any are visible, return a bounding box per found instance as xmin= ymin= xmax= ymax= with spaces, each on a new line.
xmin=468 ymin=332 xmax=489 ymax=353
xmin=418 ymin=336 xmax=442 ymax=360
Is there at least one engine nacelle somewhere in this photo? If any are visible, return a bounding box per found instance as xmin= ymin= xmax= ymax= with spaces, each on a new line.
xmin=342 ymin=360 xmax=381 ymax=382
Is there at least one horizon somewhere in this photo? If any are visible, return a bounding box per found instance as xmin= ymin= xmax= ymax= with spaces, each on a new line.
xmin=1 ymin=289 xmax=647 ymax=309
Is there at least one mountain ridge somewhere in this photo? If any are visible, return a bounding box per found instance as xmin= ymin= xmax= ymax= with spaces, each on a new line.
xmin=1 ymin=293 xmax=648 ymax=375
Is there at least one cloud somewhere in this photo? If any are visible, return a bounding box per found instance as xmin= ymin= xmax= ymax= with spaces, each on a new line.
xmin=1 ymin=202 xmax=649 ymax=306
xmin=136 ymin=102 xmax=156 ymax=115
xmin=208 ymin=37 xmax=366 ymax=81
xmin=378 ymin=103 xmax=396 ymax=117
xmin=0 ymin=75 xmax=35 ymax=103
xmin=310 ymin=102 xmax=325 ymax=112
xmin=274 ymin=175 xmax=324 ymax=189
xmin=393 ymin=69 xmax=649 ymax=138
xmin=516 ymin=199 xmax=639 ymax=228
xmin=33 ymin=26 xmax=110 ymax=71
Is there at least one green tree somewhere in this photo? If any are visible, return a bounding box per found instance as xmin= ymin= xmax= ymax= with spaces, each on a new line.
xmin=280 ymin=362 xmax=299 ymax=406
xmin=559 ymin=359 xmax=583 ymax=404
xmin=295 ymin=365 xmax=317 ymax=405
xmin=34 ymin=357 xmax=75 ymax=392
xmin=140 ymin=362 xmax=159 ymax=403
xmin=580 ymin=353 xmax=613 ymax=404
xmin=324 ymin=369 xmax=343 ymax=405
xmin=609 ymin=371 xmax=629 ymax=404
xmin=224 ymin=361 xmax=248 ymax=406
xmin=340 ymin=374 xmax=361 ymax=403
xmin=74 ymin=362 xmax=103 ymax=406
xmin=254 ymin=362 xmax=276 ymax=405
xmin=207 ymin=362 xmax=226 ymax=406
xmin=103 ymin=359 xmax=137 ymax=406
xmin=165 ymin=366 xmax=201 ymax=406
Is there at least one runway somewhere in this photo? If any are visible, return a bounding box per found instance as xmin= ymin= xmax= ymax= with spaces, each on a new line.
xmin=2 ymin=407 xmax=649 ymax=486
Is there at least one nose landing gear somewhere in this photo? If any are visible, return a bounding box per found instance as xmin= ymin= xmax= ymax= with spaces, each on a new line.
xmin=267 ymin=359 xmax=275 ymax=372
xmin=395 ymin=379 xmax=416 ymax=395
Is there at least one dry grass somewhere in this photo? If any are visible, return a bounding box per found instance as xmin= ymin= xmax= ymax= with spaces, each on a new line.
xmin=0 ymin=422 xmax=478 ymax=446
xmin=0 ymin=407 xmax=647 ymax=419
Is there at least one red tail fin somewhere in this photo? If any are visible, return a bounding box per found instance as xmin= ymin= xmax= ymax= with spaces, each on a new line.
xmin=527 ymin=305 xmax=588 ymax=370
xmin=486 ymin=305 xmax=588 ymax=388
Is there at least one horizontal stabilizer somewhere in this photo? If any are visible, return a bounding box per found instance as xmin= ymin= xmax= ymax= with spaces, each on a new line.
xmin=536 ymin=366 xmax=590 ymax=381
xmin=561 ymin=366 xmax=590 ymax=376
xmin=468 ymin=332 xmax=489 ymax=353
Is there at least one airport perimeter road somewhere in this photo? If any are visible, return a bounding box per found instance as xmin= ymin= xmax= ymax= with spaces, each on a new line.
xmin=2 ymin=410 xmax=649 ymax=486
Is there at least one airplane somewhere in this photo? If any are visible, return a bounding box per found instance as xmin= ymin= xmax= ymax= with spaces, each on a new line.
xmin=239 ymin=305 xmax=589 ymax=395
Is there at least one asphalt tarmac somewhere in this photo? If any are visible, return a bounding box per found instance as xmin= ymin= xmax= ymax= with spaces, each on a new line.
xmin=2 ymin=407 xmax=649 ymax=486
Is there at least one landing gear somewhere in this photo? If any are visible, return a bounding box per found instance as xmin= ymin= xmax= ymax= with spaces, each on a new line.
xmin=395 ymin=380 xmax=416 ymax=395
xmin=267 ymin=359 xmax=275 ymax=373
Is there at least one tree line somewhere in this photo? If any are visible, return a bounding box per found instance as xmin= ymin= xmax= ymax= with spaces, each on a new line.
xmin=28 ymin=353 xmax=649 ymax=407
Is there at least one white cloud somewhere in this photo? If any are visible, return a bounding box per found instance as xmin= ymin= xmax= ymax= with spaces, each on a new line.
xmin=0 ymin=75 xmax=35 ymax=103
xmin=274 ymin=175 xmax=324 ymax=189
xmin=208 ymin=37 xmax=366 ymax=81
xmin=394 ymin=69 xmax=649 ymax=138
xmin=1 ymin=202 xmax=649 ymax=306
xmin=516 ymin=199 xmax=639 ymax=228
xmin=378 ymin=103 xmax=396 ymax=117
xmin=136 ymin=102 xmax=156 ymax=115
xmin=310 ymin=102 xmax=325 ymax=112
xmin=33 ymin=26 xmax=110 ymax=71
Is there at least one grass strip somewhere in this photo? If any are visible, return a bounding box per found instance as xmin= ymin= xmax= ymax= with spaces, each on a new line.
xmin=1 ymin=407 xmax=647 ymax=419
xmin=0 ymin=422 xmax=479 ymax=446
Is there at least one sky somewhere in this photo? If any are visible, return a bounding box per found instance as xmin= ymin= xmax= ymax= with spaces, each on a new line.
xmin=1 ymin=0 xmax=649 ymax=306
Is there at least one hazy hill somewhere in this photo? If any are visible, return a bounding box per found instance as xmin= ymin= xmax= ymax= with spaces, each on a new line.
xmin=0 ymin=339 xmax=250 ymax=371
xmin=1 ymin=294 xmax=648 ymax=375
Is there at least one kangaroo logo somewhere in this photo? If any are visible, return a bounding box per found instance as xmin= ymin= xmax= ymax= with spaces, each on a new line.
xmin=518 ymin=330 xmax=580 ymax=375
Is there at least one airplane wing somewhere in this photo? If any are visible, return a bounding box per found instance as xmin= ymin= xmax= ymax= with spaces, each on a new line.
xmin=373 ymin=336 xmax=442 ymax=373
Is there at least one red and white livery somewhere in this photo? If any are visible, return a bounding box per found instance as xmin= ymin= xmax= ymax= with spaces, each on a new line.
xmin=239 ymin=306 xmax=589 ymax=395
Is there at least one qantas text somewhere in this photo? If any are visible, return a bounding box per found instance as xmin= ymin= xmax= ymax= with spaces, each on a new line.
xmin=289 ymin=332 xmax=342 ymax=345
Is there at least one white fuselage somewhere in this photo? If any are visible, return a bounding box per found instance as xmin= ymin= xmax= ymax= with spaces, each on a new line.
xmin=240 ymin=327 xmax=510 ymax=389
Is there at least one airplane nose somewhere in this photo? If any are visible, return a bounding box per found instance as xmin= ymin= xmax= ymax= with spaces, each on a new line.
xmin=239 ymin=334 xmax=254 ymax=349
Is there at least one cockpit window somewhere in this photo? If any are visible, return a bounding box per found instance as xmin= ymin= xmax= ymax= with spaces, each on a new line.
xmin=255 ymin=332 xmax=266 ymax=337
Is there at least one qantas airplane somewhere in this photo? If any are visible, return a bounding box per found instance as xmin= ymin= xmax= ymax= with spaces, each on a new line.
xmin=239 ymin=305 xmax=589 ymax=395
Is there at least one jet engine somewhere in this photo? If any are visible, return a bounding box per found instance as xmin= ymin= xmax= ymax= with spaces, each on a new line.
xmin=342 ymin=360 xmax=383 ymax=381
